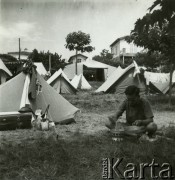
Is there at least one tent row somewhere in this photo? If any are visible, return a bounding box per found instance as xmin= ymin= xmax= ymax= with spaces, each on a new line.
xmin=96 ymin=61 xmax=175 ymax=95
xmin=1 ymin=57 xmax=173 ymax=96
xmin=47 ymin=60 xmax=175 ymax=95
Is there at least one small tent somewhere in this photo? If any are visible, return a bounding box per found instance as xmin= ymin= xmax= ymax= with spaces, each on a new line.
xmin=47 ymin=69 xmax=77 ymax=94
xmin=0 ymin=66 xmax=79 ymax=125
xmin=95 ymin=61 xmax=146 ymax=94
xmin=71 ymin=74 xmax=92 ymax=90
xmin=0 ymin=59 xmax=12 ymax=84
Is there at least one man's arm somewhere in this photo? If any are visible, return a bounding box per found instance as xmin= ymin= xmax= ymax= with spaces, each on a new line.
xmin=133 ymin=118 xmax=153 ymax=126
xmin=109 ymin=100 xmax=126 ymax=121
xmin=133 ymin=98 xmax=154 ymax=126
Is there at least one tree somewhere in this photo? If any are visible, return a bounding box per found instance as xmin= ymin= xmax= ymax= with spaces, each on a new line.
xmin=65 ymin=31 xmax=94 ymax=74
xmin=126 ymin=0 xmax=175 ymax=105
xmin=93 ymin=49 xmax=128 ymax=68
xmin=134 ymin=52 xmax=165 ymax=72
xmin=28 ymin=49 xmax=67 ymax=75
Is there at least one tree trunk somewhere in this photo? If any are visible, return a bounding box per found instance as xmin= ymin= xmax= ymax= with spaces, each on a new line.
xmin=168 ymin=62 xmax=174 ymax=107
xmin=75 ymin=49 xmax=78 ymax=75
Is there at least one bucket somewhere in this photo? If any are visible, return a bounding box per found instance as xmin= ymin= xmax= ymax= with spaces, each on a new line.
xmin=41 ymin=120 xmax=49 ymax=131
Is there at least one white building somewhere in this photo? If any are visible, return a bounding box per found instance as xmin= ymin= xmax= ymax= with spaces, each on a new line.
xmin=8 ymin=51 xmax=31 ymax=60
xmin=110 ymin=36 xmax=143 ymax=59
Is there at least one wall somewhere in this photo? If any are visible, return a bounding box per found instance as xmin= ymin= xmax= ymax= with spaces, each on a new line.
xmin=111 ymin=39 xmax=143 ymax=57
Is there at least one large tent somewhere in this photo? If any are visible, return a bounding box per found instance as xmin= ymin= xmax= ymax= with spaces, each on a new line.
xmin=63 ymin=58 xmax=117 ymax=80
xmin=34 ymin=62 xmax=47 ymax=76
xmin=47 ymin=69 xmax=77 ymax=94
xmin=0 ymin=67 xmax=79 ymax=124
xmin=95 ymin=61 xmax=146 ymax=94
xmin=0 ymin=59 xmax=12 ymax=84
xmin=71 ymin=74 xmax=92 ymax=90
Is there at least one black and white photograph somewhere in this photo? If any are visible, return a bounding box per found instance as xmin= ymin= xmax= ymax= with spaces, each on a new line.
xmin=0 ymin=0 xmax=175 ymax=179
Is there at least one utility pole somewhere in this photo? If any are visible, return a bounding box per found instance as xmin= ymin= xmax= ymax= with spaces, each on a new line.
xmin=19 ymin=38 xmax=21 ymax=61
xmin=75 ymin=49 xmax=78 ymax=75
xmin=49 ymin=54 xmax=51 ymax=74
xmin=122 ymin=54 xmax=125 ymax=65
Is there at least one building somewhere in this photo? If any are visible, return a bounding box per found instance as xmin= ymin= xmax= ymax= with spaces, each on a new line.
xmin=68 ymin=54 xmax=88 ymax=64
xmin=110 ymin=36 xmax=143 ymax=62
xmin=8 ymin=51 xmax=31 ymax=60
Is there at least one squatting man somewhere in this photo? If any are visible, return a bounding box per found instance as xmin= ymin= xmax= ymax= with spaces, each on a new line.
xmin=106 ymin=85 xmax=157 ymax=136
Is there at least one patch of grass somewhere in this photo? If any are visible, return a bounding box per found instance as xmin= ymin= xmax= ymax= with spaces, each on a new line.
xmin=147 ymin=95 xmax=175 ymax=111
xmin=1 ymin=131 xmax=175 ymax=180
xmin=63 ymin=92 xmax=124 ymax=113
xmin=64 ymin=90 xmax=175 ymax=113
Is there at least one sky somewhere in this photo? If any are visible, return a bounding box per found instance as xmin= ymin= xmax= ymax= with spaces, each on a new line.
xmin=0 ymin=0 xmax=155 ymax=61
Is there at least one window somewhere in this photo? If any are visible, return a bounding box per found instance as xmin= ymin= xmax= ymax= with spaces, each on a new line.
xmin=77 ymin=59 xmax=81 ymax=63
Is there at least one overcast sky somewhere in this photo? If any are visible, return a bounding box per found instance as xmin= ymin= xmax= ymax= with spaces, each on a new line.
xmin=0 ymin=0 xmax=155 ymax=60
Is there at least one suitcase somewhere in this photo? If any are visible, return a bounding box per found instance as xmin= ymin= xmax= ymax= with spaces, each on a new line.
xmin=0 ymin=112 xmax=32 ymax=131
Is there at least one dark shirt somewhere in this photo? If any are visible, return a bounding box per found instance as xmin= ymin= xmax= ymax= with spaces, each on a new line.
xmin=115 ymin=97 xmax=154 ymax=125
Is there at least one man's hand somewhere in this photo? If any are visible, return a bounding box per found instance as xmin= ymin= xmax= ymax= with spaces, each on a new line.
xmin=132 ymin=120 xmax=142 ymax=126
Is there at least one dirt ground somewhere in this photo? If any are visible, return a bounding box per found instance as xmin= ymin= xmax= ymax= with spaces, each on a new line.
xmin=0 ymin=108 xmax=175 ymax=146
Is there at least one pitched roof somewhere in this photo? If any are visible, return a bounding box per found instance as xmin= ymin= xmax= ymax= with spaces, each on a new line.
xmin=83 ymin=58 xmax=108 ymax=69
xmin=110 ymin=36 xmax=127 ymax=47
xmin=68 ymin=54 xmax=88 ymax=62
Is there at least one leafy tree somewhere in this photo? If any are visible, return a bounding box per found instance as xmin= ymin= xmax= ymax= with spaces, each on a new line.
xmin=28 ymin=49 xmax=67 ymax=75
xmin=93 ymin=49 xmax=118 ymax=67
xmin=126 ymin=0 xmax=175 ymax=105
xmin=65 ymin=31 xmax=94 ymax=74
xmin=134 ymin=52 xmax=166 ymax=72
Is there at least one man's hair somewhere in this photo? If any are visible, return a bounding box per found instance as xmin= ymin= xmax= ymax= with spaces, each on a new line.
xmin=124 ymin=85 xmax=140 ymax=96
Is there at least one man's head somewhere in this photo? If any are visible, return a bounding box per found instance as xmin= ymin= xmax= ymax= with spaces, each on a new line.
xmin=125 ymin=86 xmax=140 ymax=105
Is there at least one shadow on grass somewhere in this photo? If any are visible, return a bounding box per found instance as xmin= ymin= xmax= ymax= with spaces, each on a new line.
xmin=1 ymin=129 xmax=175 ymax=180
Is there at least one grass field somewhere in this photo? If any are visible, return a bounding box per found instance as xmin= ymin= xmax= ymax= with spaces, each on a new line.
xmin=0 ymin=82 xmax=175 ymax=180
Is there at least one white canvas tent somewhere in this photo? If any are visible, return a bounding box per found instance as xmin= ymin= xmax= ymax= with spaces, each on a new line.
xmin=143 ymin=71 xmax=175 ymax=94
xmin=0 ymin=59 xmax=12 ymax=84
xmin=47 ymin=69 xmax=77 ymax=94
xmin=34 ymin=62 xmax=47 ymax=76
xmin=71 ymin=74 xmax=92 ymax=90
xmin=96 ymin=61 xmax=146 ymax=94
xmin=0 ymin=68 xmax=79 ymax=124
